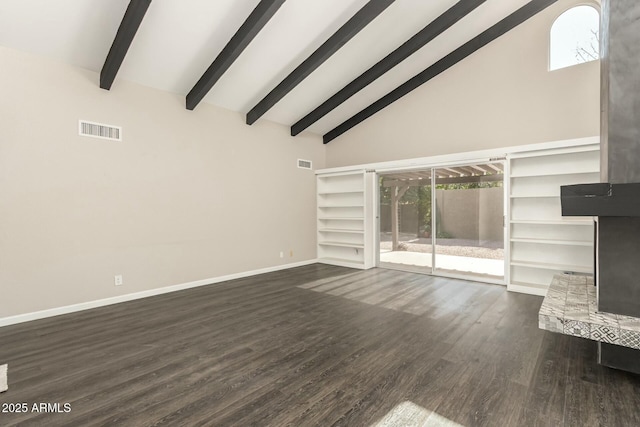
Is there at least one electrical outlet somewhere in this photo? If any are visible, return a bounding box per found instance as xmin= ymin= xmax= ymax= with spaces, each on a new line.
xmin=279 ymin=252 xmax=284 ymax=258
xmin=114 ymin=275 xmax=123 ymax=286
xmin=290 ymin=250 xmax=293 ymax=257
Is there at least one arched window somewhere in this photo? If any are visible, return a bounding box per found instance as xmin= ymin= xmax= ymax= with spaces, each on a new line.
xmin=550 ymin=5 xmax=600 ymax=71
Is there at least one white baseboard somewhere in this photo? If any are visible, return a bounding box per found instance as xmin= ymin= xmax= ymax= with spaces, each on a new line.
xmin=0 ymin=259 xmax=318 ymax=328
xmin=507 ymin=283 xmax=548 ymax=297
xmin=317 ymin=259 xmax=366 ymax=269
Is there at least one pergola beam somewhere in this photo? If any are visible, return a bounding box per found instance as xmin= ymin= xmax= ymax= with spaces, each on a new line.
xmin=456 ymin=166 xmax=479 ymax=175
xmin=487 ymin=163 xmax=502 ymax=172
xmin=470 ymin=165 xmax=489 ymax=174
xmin=475 ymin=164 xmax=495 ymax=174
xmin=441 ymin=167 xmax=462 ymax=176
xmin=382 ymin=174 xmax=503 ymax=187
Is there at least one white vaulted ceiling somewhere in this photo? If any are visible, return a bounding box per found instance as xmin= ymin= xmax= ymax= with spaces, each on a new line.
xmin=0 ymin=0 xmax=533 ymax=136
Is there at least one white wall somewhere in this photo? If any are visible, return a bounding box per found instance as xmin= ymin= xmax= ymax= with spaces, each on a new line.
xmin=0 ymin=47 xmax=325 ymax=318
xmin=325 ymin=0 xmax=600 ymax=168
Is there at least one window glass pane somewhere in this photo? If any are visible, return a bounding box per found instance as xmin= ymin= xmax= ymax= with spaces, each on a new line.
xmin=550 ymin=6 xmax=600 ymax=71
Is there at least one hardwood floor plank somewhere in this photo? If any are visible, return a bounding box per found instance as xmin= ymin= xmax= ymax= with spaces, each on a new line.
xmin=523 ymin=332 xmax=573 ymax=425
xmin=72 ymin=290 xmax=408 ymax=425
xmin=327 ymin=350 xmax=454 ymax=427
xmin=563 ymin=371 xmax=607 ymax=427
xmin=166 ymin=306 xmax=426 ymax=425
xmin=563 ymin=337 xmax=640 ymax=427
xmin=1 ymin=264 xmax=639 ymax=426
xmin=358 ymin=274 xmax=434 ymax=306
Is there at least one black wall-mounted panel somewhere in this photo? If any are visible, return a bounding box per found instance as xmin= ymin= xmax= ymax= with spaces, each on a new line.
xmin=561 ymin=183 xmax=640 ymax=217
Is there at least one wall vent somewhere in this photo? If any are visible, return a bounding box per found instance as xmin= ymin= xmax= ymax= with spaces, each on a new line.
xmin=297 ymin=159 xmax=312 ymax=170
xmin=79 ymin=120 xmax=122 ymax=141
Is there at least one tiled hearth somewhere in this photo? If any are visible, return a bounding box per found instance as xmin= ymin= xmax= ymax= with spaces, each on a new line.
xmin=539 ymin=274 xmax=640 ymax=349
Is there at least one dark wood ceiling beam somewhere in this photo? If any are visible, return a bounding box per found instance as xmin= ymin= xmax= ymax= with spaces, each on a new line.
xmin=100 ymin=0 xmax=152 ymax=90
xmin=323 ymin=0 xmax=558 ymax=144
xmin=186 ymin=0 xmax=286 ymax=110
xmin=246 ymin=0 xmax=395 ymax=125
xmin=291 ymin=0 xmax=486 ymax=136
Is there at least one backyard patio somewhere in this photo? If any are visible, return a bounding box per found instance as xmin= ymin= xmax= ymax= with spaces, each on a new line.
xmin=379 ymin=232 xmax=504 ymax=278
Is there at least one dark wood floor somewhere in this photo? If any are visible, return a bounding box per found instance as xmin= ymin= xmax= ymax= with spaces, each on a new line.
xmin=1 ymin=264 xmax=640 ymax=426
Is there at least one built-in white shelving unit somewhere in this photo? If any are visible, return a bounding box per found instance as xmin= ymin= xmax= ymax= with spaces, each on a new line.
xmin=314 ymin=137 xmax=600 ymax=295
xmin=316 ymin=171 xmax=375 ymax=269
xmin=507 ymin=145 xmax=599 ymax=295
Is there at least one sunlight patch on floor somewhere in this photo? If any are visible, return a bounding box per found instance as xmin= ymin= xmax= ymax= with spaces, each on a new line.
xmin=371 ymin=401 xmax=463 ymax=427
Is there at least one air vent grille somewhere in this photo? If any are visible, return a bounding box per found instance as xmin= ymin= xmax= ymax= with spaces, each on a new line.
xmin=79 ymin=120 xmax=122 ymax=141
xmin=297 ymin=159 xmax=312 ymax=170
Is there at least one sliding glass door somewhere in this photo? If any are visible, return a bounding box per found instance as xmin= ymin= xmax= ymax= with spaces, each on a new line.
xmin=433 ymin=164 xmax=504 ymax=281
xmin=378 ymin=162 xmax=505 ymax=282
